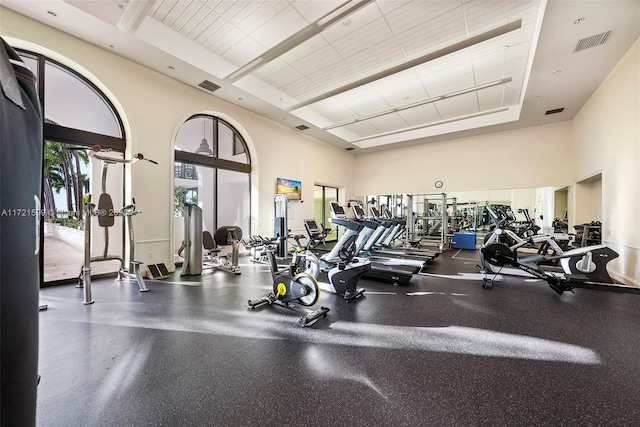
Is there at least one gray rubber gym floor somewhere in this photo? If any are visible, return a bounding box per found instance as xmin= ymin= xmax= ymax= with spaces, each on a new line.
xmin=37 ymin=250 xmax=640 ymax=426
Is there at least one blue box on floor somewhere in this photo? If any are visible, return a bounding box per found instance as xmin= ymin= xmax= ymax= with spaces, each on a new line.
xmin=452 ymin=232 xmax=476 ymax=249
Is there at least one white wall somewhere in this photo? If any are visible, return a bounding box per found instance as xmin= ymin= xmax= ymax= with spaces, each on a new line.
xmin=1 ymin=8 xmax=355 ymax=271
xmin=354 ymin=121 xmax=573 ymax=196
xmin=571 ymin=37 xmax=640 ymax=286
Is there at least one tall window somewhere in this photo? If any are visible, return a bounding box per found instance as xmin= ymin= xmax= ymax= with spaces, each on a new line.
xmin=314 ymin=185 xmax=340 ymax=242
xmin=17 ymin=50 xmax=126 ymax=285
xmin=174 ymin=115 xmax=251 ymax=260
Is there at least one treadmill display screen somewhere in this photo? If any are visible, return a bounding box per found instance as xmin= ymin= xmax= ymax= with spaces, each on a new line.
xmin=304 ymin=219 xmax=319 ymax=231
xmin=353 ymin=205 xmax=365 ymax=216
xmin=330 ymin=202 xmax=345 ymax=216
xmin=370 ymin=206 xmax=380 ymax=217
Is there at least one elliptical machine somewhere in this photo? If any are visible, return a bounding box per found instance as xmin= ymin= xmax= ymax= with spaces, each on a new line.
xmin=479 ymin=204 xmax=574 ymax=277
xmin=481 ymin=241 xmax=619 ymax=294
xmin=248 ymin=241 xmax=330 ymax=327
xmin=77 ymin=145 xmax=157 ymax=304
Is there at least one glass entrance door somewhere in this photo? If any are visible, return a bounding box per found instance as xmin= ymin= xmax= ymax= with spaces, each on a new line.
xmin=314 ymin=185 xmax=339 ymax=242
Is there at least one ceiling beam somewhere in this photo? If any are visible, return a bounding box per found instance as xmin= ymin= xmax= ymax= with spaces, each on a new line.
xmin=116 ymin=0 xmax=155 ymax=34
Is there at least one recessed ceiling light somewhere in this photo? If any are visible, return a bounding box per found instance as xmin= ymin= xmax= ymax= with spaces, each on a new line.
xmin=109 ymin=44 xmax=115 ymax=49
xmin=553 ymin=69 xmax=562 ymax=74
xmin=167 ymin=66 xmax=175 ymax=70
xmin=238 ymin=97 xmax=243 ymax=101
xmin=47 ymin=10 xmax=57 ymax=17
xmin=532 ymin=120 xmax=539 ymax=123
xmin=342 ymin=19 xmax=351 ymax=26
xmin=540 ymin=100 xmax=548 ymax=104
xmin=503 ymin=44 xmax=510 ymax=49
xmin=402 ymin=96 xmax=410 ymax=100
xmin=574 ymin=17 xmax=586 ymax=24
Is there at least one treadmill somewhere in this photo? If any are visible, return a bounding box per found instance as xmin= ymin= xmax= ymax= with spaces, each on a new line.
xmin=368 ymin=206 xmax=439 ymax=260
xmin=357 ymin=205 xmax=438 ymax=263
xmin=329 ymin=203 xmax=417 ymax=286
xmin=351 ymin=205 xmax=434 ymax=265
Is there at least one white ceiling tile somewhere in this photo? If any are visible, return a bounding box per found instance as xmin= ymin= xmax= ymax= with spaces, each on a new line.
xmin=163 ymin=0 xmax=191 ymax=27
xmin=249 ymin=5 xmax=309 ymax=48
xmin=477 ymin=85 xmax=507 ymax=110
xmin=262 ymin=65 xmax=306 ymax=88
xmin=240 ymin=1 xmax=289 ymax=34
xmin=289 ymin=43 xmax=344 ymax=77
xmin=278 ymin=76 xmax=320 ymax=101
xmin=204 ymin=21 xmax=245 ymax=52
xmin=433 ymin=92 xmax=479 ymax=119
xmin=326 ymin=90 xmax=390 ymax=118
xmin=217 ymin=0 xmax=251 ymax=20
xmin=397 ymin=103 xmax=441 ymax=126
xmin=223 ymin=36 xmax=267 ymax=65
xmin=253 ymin=57 xmax=289 ymax=79
xmin=375 ymin=77 xmax=429 ymax=109
xmin=393 ymin=5 xmax=467 ymax=58
xmin=178 ymin=3 xmax=212 ymax=36
xmin=305 ymin=62 xmax=360 ymax=93
xmin=342 ymin=121 xmax=382 ymax=139
xmin=149 ymin=0 xmax=163 ymax=16
xmin=290 ymin=0 xmax=347 ymax=23
xmin=321 ymin=2 xmax=383 ymax=43
xmin=385 ymin=1 xmax=461 ymax=37
xmin=376 ymin=0 xmax=414 ymax=16
xmin=279 ymin=36 xmax=330 ymax=64
xmin=208 ymin=0 xmax=232 ymax=14
xmin=426 ymin=74 xmax=477 ymax=97
xmin=189 ymin=7 xmax=220 ymax=41
xmin=223 ymin=0 xmax=265 ymax=27
xmin=330 ymin=17 xmax=394 ymax=58
xmin=172 ymin=1 xmax=207 ymax=34
xmin=365 ymin=113 xmax=410 ymax=134
xmin=343 ymin=37 xmax=406 ymax=75
xmin=312 ymin=104 xmax=360 ymax=123
xmin=153 ymin=1 xmax=179 ymax=21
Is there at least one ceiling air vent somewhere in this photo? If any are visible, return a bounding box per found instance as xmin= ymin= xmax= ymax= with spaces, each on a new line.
xmin=545 ymin=108 xmax=565 ymax=115
xmin=295 ymin=125 xmax=309 ymax=131
xmin=198 ymin=80 xmax=221 ymax=93
xmin=345 ymin=147 xmax=355 ymax=151
xmin=574 ymin=30 xmax=615 ymax=53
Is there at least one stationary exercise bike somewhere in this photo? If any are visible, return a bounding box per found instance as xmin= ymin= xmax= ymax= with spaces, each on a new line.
xmin=77 ymin=145 xmax=157 ymax=304
xmin=248 ymin=240 xmax=330 ymax=327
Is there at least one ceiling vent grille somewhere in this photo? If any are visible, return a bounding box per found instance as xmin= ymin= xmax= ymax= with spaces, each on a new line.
xmin=295 ymin=125 xmax=309 ymax=131
xmin=545 ymin=108 xmax=565 ymax=115
xmin=345 ymin=147 xmax=355 ymax=151
xmin=198 ymin=80 xmax=221 ymax=93
xmin=574 ymin=30 xmax=615 ymax=53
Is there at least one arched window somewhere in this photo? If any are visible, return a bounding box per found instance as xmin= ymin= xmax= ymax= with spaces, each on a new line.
xmin=18 ymin=50 xmax=126 ymax=285
xmin=174 ymin=115 xmax=251 ymax=258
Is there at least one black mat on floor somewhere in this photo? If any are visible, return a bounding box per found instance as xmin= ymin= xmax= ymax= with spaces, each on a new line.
xmin=36 ymin=250 xmax=640 ymax=426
